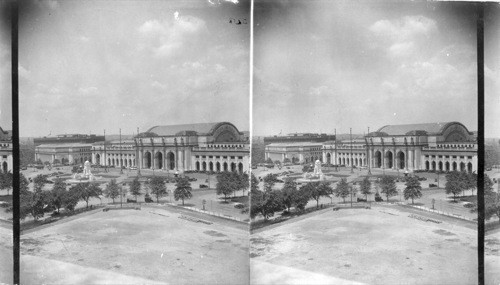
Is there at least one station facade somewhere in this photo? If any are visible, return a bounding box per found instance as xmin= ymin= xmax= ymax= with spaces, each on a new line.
xmin=35 ymin=143 xmax=93 ymax=165
xmin=322 ymin=122 xmax=477 ymax=172
xmin=90 ymin=122 xmax=250 ymax=173
xmin=265 ymin=142 xmax=324 ymax=164
xmin=0 ymin=127 xmax=12 ymax=173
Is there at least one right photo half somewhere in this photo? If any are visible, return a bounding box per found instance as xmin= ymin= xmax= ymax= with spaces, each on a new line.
xmin=251 ymin=1 xmax=479 ymax=284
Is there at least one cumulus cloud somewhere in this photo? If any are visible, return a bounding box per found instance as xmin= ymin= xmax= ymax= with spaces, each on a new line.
xmin=138 ymin=14 xmax=207 ymax=58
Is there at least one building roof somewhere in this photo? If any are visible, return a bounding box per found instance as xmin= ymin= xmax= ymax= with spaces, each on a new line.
xmin=267 ymin=142 xmax=324 ymax=147
xmin=141 ymin=122 xmax=240 ymax=137
xmin=373 ymin=122 xmax=468 ymax=136
xmin=37 ymin=143 xmax=93 ymax=148
xmin=0 ymin=127 xmax=11 ymax=141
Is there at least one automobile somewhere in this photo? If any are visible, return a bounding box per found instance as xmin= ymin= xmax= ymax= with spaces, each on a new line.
xmin=199 ymin=184 xmax=209 ymax=188
xmin=486 ymin=167 xmax=492 ymax=171
xmin=21 ymin=166 xmax=27 ymax=170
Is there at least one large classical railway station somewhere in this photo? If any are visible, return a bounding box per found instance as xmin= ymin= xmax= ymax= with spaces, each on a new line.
xmin=266 ymin=121 xmax=477 ymax=173
xmin=0 ymin=126 xmax=12 ymax=173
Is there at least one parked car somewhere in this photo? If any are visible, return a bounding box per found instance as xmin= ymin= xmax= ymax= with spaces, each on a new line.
xmin=199 ymin=184 xmax=208 ymax=188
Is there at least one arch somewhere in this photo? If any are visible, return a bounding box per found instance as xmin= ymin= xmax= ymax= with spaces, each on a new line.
xmin=144 ymin=151 xmax=152 ymax=169
xmin=231 ymin=162 xmax=237 ymax=172
xmin=223 ymin=162 xmax=228 ymax=172
xmin=129 ymin=159 xmax=132 ymax=167
xmin=425 ymin=161 xmax=429 ymax=170
xmin=397 ymin=151 xmax=405 ymax=169
xmin=385 ymin=151 xmax=393 ymax=169
xmin=238 ymin=162 xmax=243 ymax=173
xmin=374 ymin=151 xmax=382 ymax=168
xmin=338 ymin=157 xmax=342 ymax=165
xmin=460 ymin=162 xmax=466 ymax=172
xmin=209 ymin=161 xmax=214 ymax=172
xmin=95 ymin=154 xmax=101 ymax=165
xmin=431 ymin=161 xmax=436 ymax=171
xmin=195 ymin=161 xmax=200 ymax=171
xmin=445 ymin=161 xmax=450 ymax=171
xmin=438 ymin=161 xmax=443 ymax=171
xmin=467 ymin=162 xmax=473 ymax=173
xmin=80 ymin=157 xmax=84 ymax=164
xmin=155 ymin=152 xmax=163 ymax=169
xmin=202 ymin=161 xmax=207 ymax=171
xmin=216 ymin=162 xmax=221 ymax=172
xmin=167 ymin=152 xmax=175 ymax=170
xmin=2 ymin=161 xmax=7 ymax=173
xmin=326 ymin=153 xmax=331 ymax=164
xmin=452 ymin=161 xmax=457 ymax=171
xmin=108 ymin=158 xmax=111 ymax=165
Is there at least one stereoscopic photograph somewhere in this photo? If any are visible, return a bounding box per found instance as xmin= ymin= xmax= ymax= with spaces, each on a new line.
xmin=18 ymin=0 xmax=250 ymax=283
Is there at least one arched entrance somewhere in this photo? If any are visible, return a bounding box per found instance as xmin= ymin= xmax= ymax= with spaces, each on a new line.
xmin=216 ymin=162 xmax=221 ymax=172
xmin=108 ymin=158 xmax=111 ymax=165
xmin=209 ymin=161 xmax=214 ymax=172
xmin=445 ymin=161 xmax=450 ymax=171
xmin=397 ymin=151 xmax=405 ymax=169
xmin=452 ymin=162 xmax=457 ymax=171
xmin=438 ymin=161 xmax=443 ymax=171
xmin=326 ymin=153 xmax=331 ymax=164
xmin=460 ymin=162 xmax=466 ymax=172
xmin=431 ymin=161 xmax=436 ymax=171
xmin=238 ymin=163 xmax=243 ymax=173
xmin=223 ymin=162 xmax=228 ymax=172
xmin=95 ymin=154 xmax=101 ymax=165
xmin=167 ymin=152 xmax=175 ymax=170
xmin=385 ymin=151 xmax=393 ymax=169
xmin=425 ymin=161 xmax=429 ymax=170
xmin=231 ymin=162 xmax=236 ymax=172
xmin=2 ymin=161 xmax=7 ymax=173
xmin=374 ymin=151 xmax=382 ymax=168
xmin=144 ymin=152 xmax=152 ymax=169
xmin=155 ymin=152 xmax=163 ymax=169
xmin=467 ymin=162 xmax=473 ymax=173
xmin=195 ymin=161 xmax=200 ymax=171
xmin=202 ymin=161 xmax=207 ymax=171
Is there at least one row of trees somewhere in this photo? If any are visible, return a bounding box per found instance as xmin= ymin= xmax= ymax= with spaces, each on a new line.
xmin=0 ymin=171 xmax=13 ymax=195
xmin=251 ymin=174 xmax=426 ymax=220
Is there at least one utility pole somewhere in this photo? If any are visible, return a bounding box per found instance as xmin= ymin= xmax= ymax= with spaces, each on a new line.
xmin=350 ymin=128 xmax=354 ymax=174
xmin=104 ymin=129 xmax=107 ymax=173
xmin=367 ymin=127 xmax=371 ymax=175
xmin=120 ymin=128 xmax=123 ymax=174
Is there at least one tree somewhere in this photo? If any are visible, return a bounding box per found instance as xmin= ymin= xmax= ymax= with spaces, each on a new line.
xmin=335 ymin=179 xmax=350 ymax=203
xmin=445 ymin=171 xmax=463 ymax=202
xmin=75 ymin=182 xmax=102 ymax=208
xmin=216 ymin=172 xmax=236 ymax=200
xmin=149 ymin=176 xmax=167 ymax=203
xmin=19 ymin=174 xmax=32 ymax=220
xmin=52 ymin=159 xmax=61 ymax=164
xmin=403 ymin=176 xmax=423 ymax=204
xmin=302 ymin=164 xmax=312 ymax=173
xmin=305 ymin=182 xmax=331 ymax=209
xmin=231 ymin=172 xmax=249 ymax=197
xmin=33 ymin=174 xmax=49 ymax=192
xmin=174 ymin=177 xmax=193 ymax=205
xmin=104 ymin=179 xmax=121 ymax=204
xmin=265 ymin=157 xmax=273 ymax=164
xmin=257 ymin=190 xmax=284 ymax=220
xmin=465 ymin=172 xmax=477 ymax=196
xmin=129 ymin=177 xmax=142 ymax=201
xmin=283 ymin=157 xmax=291 ymax=164
xmin=484 ymin=175 xmax=500 ymax=223
xmin=359 ymin=176 xmax=372 ymax=201
xmin=380 ymin=176 xmax=398 ymax=202
xmin=293 ymin=187 xmax=311 ymax=211
xmin=263 ymin=173 xmax=279 ymax=192
xmin=281 ymin=178 xmax=298 ymax=212
xmin=62 ymin=186 xmax=80 ymax=212
xmin=0 ymin=172 xmax=13 ymax=195
xmin=250 ymin=173 xmax=259 ymax=193
xmin=50 ymin=178 xmax=67 ymax=213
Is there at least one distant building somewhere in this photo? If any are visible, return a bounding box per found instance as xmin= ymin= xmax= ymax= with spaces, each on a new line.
xmin=91 ymin=122 xmax=250 ymax=173
xmin=265 ymin=142 xmax=324 ymax=164
xmin=33 ymin=133 xmax=105 ymax=147
xmin=35 ymin=143 xmax=93 ymax=165
xmin=263 ymin=133 xmax=335 ymax=145
xmin=0 ymin=127 xmax=12 ymax=172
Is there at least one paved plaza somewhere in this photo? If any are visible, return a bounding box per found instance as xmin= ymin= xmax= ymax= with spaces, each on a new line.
xmin=20 ymin=207 xmax=249 ymax=284
xmin=250 ymin=206 xmax=477 ymax=285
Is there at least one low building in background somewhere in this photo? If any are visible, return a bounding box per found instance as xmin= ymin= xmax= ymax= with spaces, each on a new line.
xmin=35 ymin=143 xmax=93 ymax=165
xmin=0 ymin=127 xmax=12 ymax=173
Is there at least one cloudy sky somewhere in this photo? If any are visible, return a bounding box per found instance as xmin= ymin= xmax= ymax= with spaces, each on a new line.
xmin=485 ymin=4 xmax=500 ymax=138
xmin=0 ymin=2 xmax=11 ymax=130
xmin=19 ymin=0 xmax=249 ymax=137
xmin=253 ymin=1 xmax=481 ymax=137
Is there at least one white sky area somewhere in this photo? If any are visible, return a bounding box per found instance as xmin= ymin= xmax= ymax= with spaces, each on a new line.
xmin=253 ymin=1 xmax=491 ymax=137
xmin=485 ymin=5 xmax=500 ymax=139
xmin=19 ymin=0 xmax=250 ymax=137
xmin=0 ymin=2 xmax=11 ymax=130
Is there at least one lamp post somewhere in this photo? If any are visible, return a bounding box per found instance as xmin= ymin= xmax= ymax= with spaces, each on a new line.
xmin=119 ymin=128 xmax=123 ymax=174
xmin=334 ymin=128 xmax=338 ymax=172
xmin=350 ymin=128 xmax=354 ymax=174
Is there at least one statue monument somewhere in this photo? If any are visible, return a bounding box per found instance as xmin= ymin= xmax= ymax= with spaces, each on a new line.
xmin=303 ymin=160 xmax=325 ymax=181
xmin=73 ymin=160 xmax=96 ymax=181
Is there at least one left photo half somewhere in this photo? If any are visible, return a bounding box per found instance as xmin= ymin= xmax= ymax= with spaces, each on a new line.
xmin=18 ymin=0 xmax=250 ymax=284
xmin=0 ymin=0 xmax=13 ymax=284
